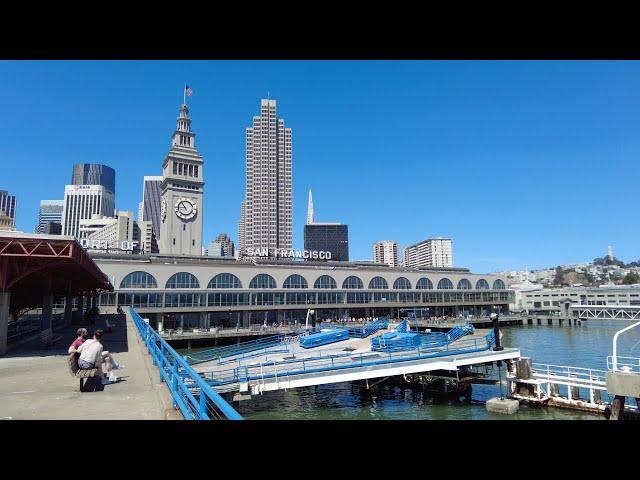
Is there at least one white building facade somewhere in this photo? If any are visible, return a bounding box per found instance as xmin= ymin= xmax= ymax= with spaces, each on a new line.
xmin=403 ymin=237 xmax=453 ymax=268
xmin=159 ymin=103 xmax=205 ymax=256
xmin=373 ymin=241 xmax=399 ymax=267
xmin=61 ymin=185 xmax=115 ymax=238
xmin=239 ymin=99 xmax=292 ymax=258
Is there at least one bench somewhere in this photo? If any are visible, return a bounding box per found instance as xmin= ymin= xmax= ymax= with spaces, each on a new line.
xmin=67 ymin=353 xmax=101 ymax=392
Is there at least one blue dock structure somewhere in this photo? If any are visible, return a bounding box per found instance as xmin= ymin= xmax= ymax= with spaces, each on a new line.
xmin=191 ymin=320 xmax=519 ymax=397
xmin=300 ymin=328 xmax=350 ymax=348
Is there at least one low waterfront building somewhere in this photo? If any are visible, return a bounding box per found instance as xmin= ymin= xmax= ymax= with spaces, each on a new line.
xmin=520 ymin=284 xmax=640 ymax=312
xmin=90 ymin=253 xmax=511 ymax=330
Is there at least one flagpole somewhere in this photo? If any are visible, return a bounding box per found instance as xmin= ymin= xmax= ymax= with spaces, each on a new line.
xmin=183 ymin=82 xmax=186 ymax=105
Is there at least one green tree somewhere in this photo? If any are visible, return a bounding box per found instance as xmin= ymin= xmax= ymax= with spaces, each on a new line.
xmin=623 ymin=272 xmax=640 ymax=285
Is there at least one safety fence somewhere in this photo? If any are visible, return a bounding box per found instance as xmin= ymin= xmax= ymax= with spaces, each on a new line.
xmin=129 ymin=307 xmax=242 ymax=420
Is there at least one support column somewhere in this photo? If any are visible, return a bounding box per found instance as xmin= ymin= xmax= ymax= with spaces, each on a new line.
xmin=64 ymin=295 xmax=73 ymax=326
xmin=0 ymin=291 xmax=10 ymax=356
xmin=41 ymin=295 xmax=53 ymax=332
xmin=242 ymin=311 xmax=249 ymax=328
xmin=199 ymin=311 xmax=207 ymax=329
xmin=77 ymin=295 xmax=85 ymax=325
xmin=41 ymin=294 xmax=53 ymax=348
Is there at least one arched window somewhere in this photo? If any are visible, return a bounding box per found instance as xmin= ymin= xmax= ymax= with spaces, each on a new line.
xmin=120 ymin=271 xmax=157 ymax=289
xmin=457 ymin=279 xmax=472 ymax=290
xmin=393 ymin=277 xmax=412 ymax=289
xmin=249 ymin=273 xmax=277 ymax=289
xmin=475 ymin=279 xmax=490 ymax=290
xmin=368 ymin=276 xmax=388 ymax=289
xmin=166 ymin=272 xmax=200 ymax=289
xmin=314 ymin=275 xmax=337 ymax=289
xmin=437 ymin=278 xmax=453 ymax=290
xmin=493 ymin=279 xmax=506 ymax=290
xmin=208 ymin=273 xmax=242 ymax=289
xmin=283 ymin=274 xmax=308 ymax=289
xmin=416 ymin=277 xmax=433 ymax=290
xmin=342 ymin=276 xmax=363 ymax=289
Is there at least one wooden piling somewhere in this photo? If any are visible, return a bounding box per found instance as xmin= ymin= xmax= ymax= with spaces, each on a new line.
xmin=610 ymin=395 xmax=626 ymax=420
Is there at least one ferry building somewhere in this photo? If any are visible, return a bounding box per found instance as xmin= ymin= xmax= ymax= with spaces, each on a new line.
xmin=91 ymin=253 xmax=512 ymax=330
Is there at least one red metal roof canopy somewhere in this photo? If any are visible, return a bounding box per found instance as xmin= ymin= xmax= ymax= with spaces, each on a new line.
xmin=0 ymin=232 xmax=113 ymax=317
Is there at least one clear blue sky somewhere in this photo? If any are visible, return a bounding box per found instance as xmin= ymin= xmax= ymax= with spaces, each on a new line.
xmin=1 ymin=60 xmax=639 ymax=273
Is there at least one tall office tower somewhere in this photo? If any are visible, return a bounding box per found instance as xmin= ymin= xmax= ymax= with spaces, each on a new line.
xmin=207 ymin=232 xmax=235 ymax=258
xmin=0 ymin=213 xmax=15 ymax=231
xmin=238 ymin=201 xmax=246 ymax=258
xmin=35 ymin=200 xmax=64 ymax=233
xmin=403 ymin=237 xmax=453 ymax=268
xmin=304 ymin=223 xmax=349 ymax=261
xmin=307 ymin=189 xmax=315 ymax=224
xmin=61 ymin=185 xmax=115 ymax=238
xmin=238 ymin=99 xmax=292 ymax=258
xmin=139 ymin=176 xmax=162 ymax=253
xmin=72 ymin=164 xmax=116 ymax=194
xmin=0 ymin=190 xmax=17 ymax=226
xmin=373 ymin=240 xmax=399 ymax=267
xmin=159 ymin=102 xmax=205 ymax=256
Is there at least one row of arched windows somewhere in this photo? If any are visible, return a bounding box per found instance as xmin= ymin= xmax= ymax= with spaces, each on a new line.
xmin=119 ymin=271 xmax=506 ymax=291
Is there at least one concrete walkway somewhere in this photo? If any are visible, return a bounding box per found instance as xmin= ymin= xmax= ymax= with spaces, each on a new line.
xmin=0 ymin=314 xmax=180 ymax=420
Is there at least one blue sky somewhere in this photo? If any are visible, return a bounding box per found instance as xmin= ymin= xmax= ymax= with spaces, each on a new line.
xmin=1 ymin=60 xmax=639 ymax=273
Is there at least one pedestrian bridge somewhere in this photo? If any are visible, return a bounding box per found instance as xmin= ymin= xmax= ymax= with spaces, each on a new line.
xmin=571 ymin=304 xmax=640 ymax=321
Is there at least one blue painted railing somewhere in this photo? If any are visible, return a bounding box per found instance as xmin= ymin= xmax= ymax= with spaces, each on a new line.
xmin=128 ymin=307 xmax=243 ymax=421
xmin=202 ymin=332 xmax=497 ymax=388
xmin=185 ymin=331 xmax=305 ymax=365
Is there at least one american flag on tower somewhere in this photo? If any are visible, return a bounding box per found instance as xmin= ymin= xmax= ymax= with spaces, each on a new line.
xmin=185 ymin=84 xmax=193 ymax=96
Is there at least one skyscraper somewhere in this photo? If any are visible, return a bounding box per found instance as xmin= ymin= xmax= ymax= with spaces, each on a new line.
xmin=72 ymin=164 xmax=116 ymax=194
xmin=139 ymin=176 xmax=162 ymax=253
xmin=61 ymin=185 xmax=115 ymax=238
xmin=206 ymin=233 xmax=235 ymax=258
xmin=239 ymin=99 xmax=292 ymax=258
xmin=403 ymin=237 xmax=453 ymax=268
xmin=0 ymin=190 xmax=17 ymax=226
xmin=307 ymin=189 xmax=315 ymax=225
xmin=35 ymin=200 xmax=64 ymax=234
xmin=159 ymin=102 xmax=205 ymax=256
xmin=373 ymin=241 xmax=399 ymax=267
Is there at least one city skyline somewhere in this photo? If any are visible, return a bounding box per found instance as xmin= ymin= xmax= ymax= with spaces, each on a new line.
xmin=2 ymin=61 xmax=640 ymax=272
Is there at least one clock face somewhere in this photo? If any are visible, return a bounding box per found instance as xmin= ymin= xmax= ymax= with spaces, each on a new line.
xmin=174 ymin=198 xmax=197 ymax=220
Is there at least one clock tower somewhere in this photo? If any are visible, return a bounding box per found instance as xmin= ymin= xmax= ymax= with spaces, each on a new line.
xmin=159 ymin=102 xmax=204 ymax=256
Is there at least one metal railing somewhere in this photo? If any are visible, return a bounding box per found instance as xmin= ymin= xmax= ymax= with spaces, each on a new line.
xmin=531 ymin=363 xmax=607 ymax=386
xmin=606 ymin=356 xmax=640 ymax=374
xmin=185 ymin=331 xmax=305 ymax=365
xmin=129 ymin=307 xmax=243 ymax=420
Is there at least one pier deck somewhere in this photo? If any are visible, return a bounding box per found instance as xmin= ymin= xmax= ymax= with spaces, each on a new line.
xmin=192 ymin=327 xmax=520 ymax=396
xmin=0 ymin=314 xmax=177 ymax=420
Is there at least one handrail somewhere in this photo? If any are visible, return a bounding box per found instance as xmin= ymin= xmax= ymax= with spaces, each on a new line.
xmin=128 ymin=307 xmax=242 ymax=420
xmin=611 ymin=320 xmax=640 ymax=371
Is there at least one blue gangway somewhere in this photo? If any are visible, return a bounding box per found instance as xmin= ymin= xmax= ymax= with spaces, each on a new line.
xmin=129 ymin=307 xmax=243 ymax=420
xmin=185 ymin=331 xmax=304 ymax=365
xmin=203 ymin=331 xmax=497 ymax=389
xmin=300 ymin=328 xmax=350 ymax=349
